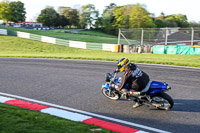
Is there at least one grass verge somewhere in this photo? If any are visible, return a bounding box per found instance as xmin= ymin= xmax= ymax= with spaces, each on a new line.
xmin=0 ymin=103 xmax=112 ymax=133
xmin=0 ymin=35 xmax=200 ymax=67
xmin=0 ymin=27 xmax=119 ymax=44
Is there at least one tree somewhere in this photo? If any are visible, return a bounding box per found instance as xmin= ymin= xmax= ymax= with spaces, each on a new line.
xmin=0 ymin=0 xmax=11 ymax=23
xmin=58 ymin=7 xmax=79 ymax=28
xmin=154 ymin=14 xmax=189 ymax=28
xmin=80 ymin=4 xmax=99 ymax=29
xmin=37 ymin=7 xmax=59 ymax=27
xmin=101 ymin=3 xmax=117 ymax=34
xmin=154 ymin=19 xmax=167 ymax=28
xmin=129 ymin=4 xmax=156 ymax=28
xmin=159 ymin=12 xmax=165 ymax=19
xmin=59 ymin=15 xmax=69 ymax=28
xmin=9 ymin=1 xmax=26 ymax=22
xmin=0 ymin=0 xmax=26 ymax=23
xmin=189 ymin=21 xmax=200 ymax=27
xmin=112 ymin=5 xmax=132 ymax=29
xmin=164 ymin=16 xmax=178 ymax=27
xmin=170 ymin=14 xmax=189 ymax=27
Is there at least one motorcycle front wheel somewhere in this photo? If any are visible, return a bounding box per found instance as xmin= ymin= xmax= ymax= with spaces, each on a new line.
xmin=151 ymin=93 xmax=174 ymax=110
xmin=101 ymin=88 xmax=120 ymax=100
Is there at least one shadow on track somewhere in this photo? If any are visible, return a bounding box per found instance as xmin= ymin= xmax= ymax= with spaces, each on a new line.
xmin=172 ymin=99 xmax=200 ymax=113
xmin=117 ymin=98 xmax=200 ymax=112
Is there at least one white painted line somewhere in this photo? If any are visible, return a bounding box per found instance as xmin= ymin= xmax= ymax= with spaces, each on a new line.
xmin=1 ymin=57 xmax=199 ymax=70
xmin=41 ymin=107 xmax=91 ymax=122
xmin=135 ymin=131 xmax=149 ymax=133
xmin=136 ymin=63 xmax=200 ymax=70
xmin=0 ymin=92 xmax=171 ymax=133
xmin=0 ymin=95 xmax=14 ymax=103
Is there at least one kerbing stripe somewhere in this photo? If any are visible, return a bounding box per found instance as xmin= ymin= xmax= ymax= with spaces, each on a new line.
xmin=0 ymin=96 xmax=14 ymax=103
xmin=83 ymin=118 xmax=143 ymax=133
xmin=41 ymin=108 xmax=92 ymax=122
xmin=5 ymin=99 xmax=49 ymax=111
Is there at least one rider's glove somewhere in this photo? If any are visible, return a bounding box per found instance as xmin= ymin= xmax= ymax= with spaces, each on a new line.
xmin=114 ymin=68 xmax=119 ymax=73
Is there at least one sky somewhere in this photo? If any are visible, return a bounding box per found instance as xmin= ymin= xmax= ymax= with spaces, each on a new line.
xmin=13 ymin=0 xmax=200 ymax=22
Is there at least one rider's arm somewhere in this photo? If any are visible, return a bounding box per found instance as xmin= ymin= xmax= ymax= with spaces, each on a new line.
xmin=114 ymin=70 xmax=133 ymax=90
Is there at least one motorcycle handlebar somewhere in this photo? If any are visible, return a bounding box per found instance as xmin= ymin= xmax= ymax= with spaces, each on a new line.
xmin=114 ymin=68 xmax=119 ymax=73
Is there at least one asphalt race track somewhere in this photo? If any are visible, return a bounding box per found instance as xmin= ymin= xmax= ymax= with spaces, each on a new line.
xmin=0 ymin=58 xmax=200 ymax=133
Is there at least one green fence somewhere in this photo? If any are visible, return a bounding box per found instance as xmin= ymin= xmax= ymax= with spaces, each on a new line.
xmin=153 ymin=45 xmax=200 ymax=55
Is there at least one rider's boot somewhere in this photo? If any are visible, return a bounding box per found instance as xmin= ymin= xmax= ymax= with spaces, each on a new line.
xmin=133 ymin=100 xmax=143 ymax=108
xmin=133 ymin=102 xmax=142 ymax=108
xmin=121 ymin=89 xmax=128 ymax=99
xmin=121 ymin=89 xmax=132 ymax=100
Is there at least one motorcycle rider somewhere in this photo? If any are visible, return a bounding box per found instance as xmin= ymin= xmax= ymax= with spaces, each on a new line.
xmin=111 ymin=58 xmax=151 ymax=108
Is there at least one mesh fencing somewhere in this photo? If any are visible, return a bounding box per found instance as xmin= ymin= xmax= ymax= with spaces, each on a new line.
xmin=119 ymin=28 xmax=200 ymax=45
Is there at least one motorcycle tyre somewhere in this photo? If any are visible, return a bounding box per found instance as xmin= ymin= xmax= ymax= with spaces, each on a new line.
xmin=101 ymin=88 xmax=120 ymax=100
xmin=151 ymin=93 xmax=174 ymax=111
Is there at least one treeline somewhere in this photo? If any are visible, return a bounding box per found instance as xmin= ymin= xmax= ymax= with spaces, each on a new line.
xmin=1 ymin=0 xmax=200 ymax=35
xmin=36 ymin=3 xmax=200 ymax=34
xmin=36 ymin=4 xmax=99 ymax=29
xmin=0 ymin=0 xmax=26 ymax=22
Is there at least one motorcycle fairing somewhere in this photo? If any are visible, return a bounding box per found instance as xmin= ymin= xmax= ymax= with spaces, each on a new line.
xmin=148 ymin=81 xmax=168 ymax=95
xmin=102 ymin=78 xmax=169 ymax=95
xmin=102 ymin=83 xmax=110 ymax=92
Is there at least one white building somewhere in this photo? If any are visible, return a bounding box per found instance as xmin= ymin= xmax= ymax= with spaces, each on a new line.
xmin=11 ymin=22 xmax=43 ymax=28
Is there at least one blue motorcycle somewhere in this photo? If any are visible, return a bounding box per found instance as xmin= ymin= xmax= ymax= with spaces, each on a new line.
xmin=101 ymin=70 xmax=174 ymax=110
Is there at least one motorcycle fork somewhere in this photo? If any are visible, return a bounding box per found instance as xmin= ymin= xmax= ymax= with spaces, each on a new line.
xmin=108 ymin=89 xmax=111 ymax=96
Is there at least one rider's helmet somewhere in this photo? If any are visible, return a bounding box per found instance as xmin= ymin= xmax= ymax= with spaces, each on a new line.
xmin=117 ymin=58 xmax=130 ymax=72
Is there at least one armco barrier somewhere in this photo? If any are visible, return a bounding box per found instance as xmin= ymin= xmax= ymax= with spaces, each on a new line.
xmin=69 ymin=41 xmax=87 ymax=49
xmin=7 ymin=30 xmax=17 ymax=36
xmin=86 ymin=42 xmax=102 ymax=50
xmin=0 ymin=29 xmax=7 ymax=35
xmin=153 ymin=45 xmax=200 ymax=55
xmin=17 ymin=31 xmax=30 ymax=39
xmin=0 ymin=29 xmax=119 ymax=52
xmin=102 ymin=43 xmax=119 ymax=52
xmin=41 ymin=36 xmax=56 ymax=44
xmin=30 ymin=34 xmax=41 ymax=41
xmin=56 ymin=38 xmax=69 ymax=46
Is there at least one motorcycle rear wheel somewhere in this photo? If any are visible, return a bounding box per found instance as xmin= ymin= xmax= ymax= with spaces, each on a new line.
xmin=101 ymin=88 xmax=120 ymax=100
xmin=151 ymin=93 xmax=174 ymax=110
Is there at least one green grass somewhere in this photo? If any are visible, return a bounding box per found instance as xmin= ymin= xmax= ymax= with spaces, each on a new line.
xmin=0 ymin=27 xmax=140 ymax=44
xmin=0 ymin=35 xmax=200 ymax=67
xmin=78 ymin=30 xmax=117 ymax=38
xmin=0 ymin=27 xmax=119 ymax=44
xmin=0 ymin=103 xmax=112 ymax=133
